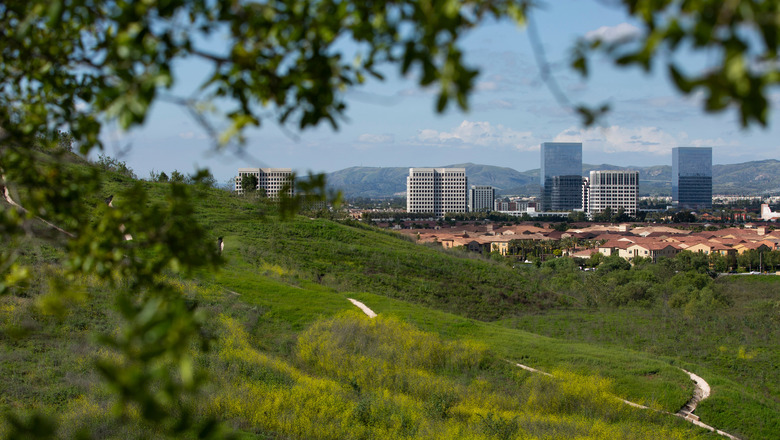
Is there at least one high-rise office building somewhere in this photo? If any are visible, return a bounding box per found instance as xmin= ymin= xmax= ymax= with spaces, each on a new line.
xmin=540 ymin=142 xmax=583 ymax=211
xmin=406 ymin=168 xmax=467 ymax=217
xmin=235 ymin=168 xmax=294 ymax=197
xmin=469 ymin=185 xmax=495 ymax=212
xmin=584 ymin=170 xmax=639 ymax=217
xmin=672 ymin=147 xmax=712 ymax=210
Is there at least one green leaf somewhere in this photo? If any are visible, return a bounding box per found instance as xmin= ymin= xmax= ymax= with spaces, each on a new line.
xmin=668 ymin=64 xmax=693 ymax=94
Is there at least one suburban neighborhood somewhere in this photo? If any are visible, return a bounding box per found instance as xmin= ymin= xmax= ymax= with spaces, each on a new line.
xmin=395 ymin=222 xmax=780 ymax=270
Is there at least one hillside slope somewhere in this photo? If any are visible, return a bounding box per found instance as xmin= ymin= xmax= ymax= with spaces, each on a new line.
xmin=1 ymin=165 xmax=777 ymax=438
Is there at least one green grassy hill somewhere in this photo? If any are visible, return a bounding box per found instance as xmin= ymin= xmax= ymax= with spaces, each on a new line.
xmin=1 ymin=164 xmax=777 ymax=438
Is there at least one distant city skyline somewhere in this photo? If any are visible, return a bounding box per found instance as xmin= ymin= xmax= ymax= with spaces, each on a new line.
xmin=100 ymin=0 xmax=780 ymax=183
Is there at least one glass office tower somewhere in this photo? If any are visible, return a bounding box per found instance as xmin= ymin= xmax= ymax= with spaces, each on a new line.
xmin=672 ymin=147 xmax=712 ymax=210
xmin=540 ymin=142 xmax=583 ymax=211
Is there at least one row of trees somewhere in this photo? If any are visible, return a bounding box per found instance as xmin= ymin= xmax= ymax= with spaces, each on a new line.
xmin=346 ymin=197 xmax=406 ymax=210
xmin=149 ymin=168 xmax=219 ymax=187
xmin=500 ymin=237 xmax=598 ymax=262
xmin=364 ymin=206 xmax=771 ymax=227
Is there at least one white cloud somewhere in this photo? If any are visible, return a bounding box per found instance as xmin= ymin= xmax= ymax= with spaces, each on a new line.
xmin=357 ymin=133 xmax=394 ymax=144
xmin=554 ymin=125 xmax=739 ymax=154
xmin=473 ymin=99 xmax=516 ymax=112
xmin=476 ymin=81 xmax=499 ymax=92
xmin=554 ymin=125 xmax=677 ymax=154
xmin=490 ymin=99 xmax=514 ymax=109
xmin=178 ymin=131 xmax=207 ymax=140
xmin=414 ymin=120 xmax=535 ymax=150
xmin=398 ymin=86 xmax=436 ymax=97
xmin=689 ymin=137 xmax=739 ymax=148
xmin=584 ymin=23 xmax=641 ymax=44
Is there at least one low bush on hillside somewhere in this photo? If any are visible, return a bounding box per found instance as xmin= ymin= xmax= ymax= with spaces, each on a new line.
xmin=202 ymin=312 xmax=707 ymax=440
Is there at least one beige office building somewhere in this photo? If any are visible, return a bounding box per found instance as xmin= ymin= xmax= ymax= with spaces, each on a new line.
xmin=469 ymin=185 xmax=495 ymax=212
xmin=584 ymin=170 xmax=639 ymax=217
xmin=235 ymin=168 xmax=294 ymax=197
xmin=406 ymin=168 xmax=467 ymax=217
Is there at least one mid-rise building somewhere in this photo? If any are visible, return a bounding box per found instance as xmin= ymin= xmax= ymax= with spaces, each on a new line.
xmin=540 ymin=142 xmax=583 ymax=211
xmin=494 ymin=199 xmax=536 ymax=213
xmin=469 ymin=185 xmax=495 ymax=212
xmin=672 ymin=147 xmax=712 ymax=210
xmin=235 ymin=167 xmax=294 ymax=197
xmin=761 ymin=204 xmax=780 ymax=221
xmin=406 ymin=168 xmax=467 ymax=217
xmin=584 ymin=170 xmax=639 ymax=217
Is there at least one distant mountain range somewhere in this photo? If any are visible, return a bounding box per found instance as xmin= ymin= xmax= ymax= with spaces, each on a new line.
xmin=326 ymin=160 xmax=780 ymax=198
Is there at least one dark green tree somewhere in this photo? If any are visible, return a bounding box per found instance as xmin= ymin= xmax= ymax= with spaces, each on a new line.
xmin=674 ymin=250 xmax=711 ymax=273
xmin=613 ymin=207 xmax=630 ymax=223
xmin=709 ymin=252 xmax=728 ymax=273
xmin=587 ymin=252 xmax=602 ymax=268
xmin=568 ymin=211 xmax=587 ymax=222
xmin=170 ymin=170 xmax=187 ymax=183
xmin=593 ymin=207 xmax=613 ymax=223
xmin=672 ymin=211 xmax=697 ymax=223
xmin=600 ymin=253 xmax=631 ymax=272
xmin=240 ymin=174 xmax=259 ymax=195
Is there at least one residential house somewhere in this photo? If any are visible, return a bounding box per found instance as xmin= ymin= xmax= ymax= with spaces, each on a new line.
xmin=626 ymin=243 xmax=680 ymax=262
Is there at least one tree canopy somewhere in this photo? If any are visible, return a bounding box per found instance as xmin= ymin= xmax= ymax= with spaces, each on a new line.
xmin=573 ymin=0 xmax=780 ymax=127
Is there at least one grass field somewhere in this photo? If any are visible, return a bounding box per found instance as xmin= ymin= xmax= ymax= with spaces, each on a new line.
xmin=498 ymin=275 xmax=780 ymax=439
xmin=0 ymin=264 xmax=711 ymax=439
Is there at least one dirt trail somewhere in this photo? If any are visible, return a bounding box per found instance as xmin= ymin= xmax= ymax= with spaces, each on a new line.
xmin=2 ymin=174 xmax=74 ymax=238
xmin=506 ymin=362 xmax=738 ymax=439
xmin=677 ymin=369 xmax=710 ymax=418
xmin=346 ymin=299 xmax=741 ymax=439
xmin=347 ymin=298 xmax=377 ymax=318
xmin=511 ymin=362 xmax=552 ymax=377
xmin=675 ymin=370 xmax=739 ymax=439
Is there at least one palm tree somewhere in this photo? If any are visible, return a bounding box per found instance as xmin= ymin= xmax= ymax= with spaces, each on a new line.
xmin=560 ymin=236 xmax=579 ymax=255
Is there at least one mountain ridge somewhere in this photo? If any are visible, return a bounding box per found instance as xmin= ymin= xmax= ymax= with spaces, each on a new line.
xmin=326 ymin=159 xmax=780 ymax=198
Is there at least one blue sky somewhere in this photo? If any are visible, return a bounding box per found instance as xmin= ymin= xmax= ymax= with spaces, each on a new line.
xmin=102 ymin=1 xmax=780 ymax=184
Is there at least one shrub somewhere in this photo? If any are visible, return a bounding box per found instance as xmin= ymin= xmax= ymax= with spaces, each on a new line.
xmin=480 ymin=412 xmax=519 ymax=440
xmin=608 ymin=280 xmax=654 ymax=306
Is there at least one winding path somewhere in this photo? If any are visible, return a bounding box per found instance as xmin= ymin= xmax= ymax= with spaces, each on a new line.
xmin=347 ymin=298 xmax=377 ymax=318
xmin=508 ymin=359 xmax=738 ymax=439
xmin=675 ymin=370 xmax=739 ymax=439
xmin=346 ymin=298 xmax=740 ymax=439
xmin=678 ymin=369 xmax=710 ymax=418
xmin=509 ymin=362 xmax=738 ymax=439
xmin=2 ymin=174 xmax=75 ymax=238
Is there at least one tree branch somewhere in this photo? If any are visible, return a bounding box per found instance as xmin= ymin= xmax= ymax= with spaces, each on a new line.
xmin=1 ymin=174 xmax=76 ymax=238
